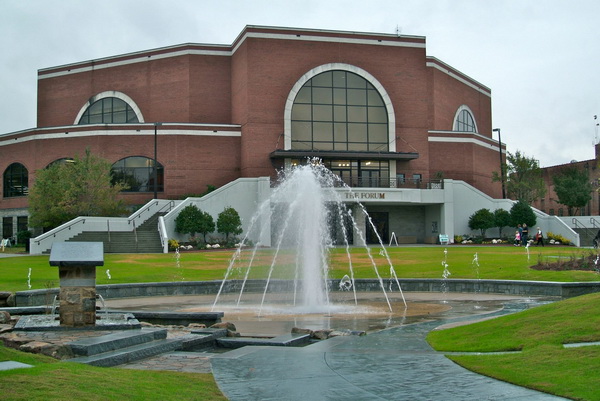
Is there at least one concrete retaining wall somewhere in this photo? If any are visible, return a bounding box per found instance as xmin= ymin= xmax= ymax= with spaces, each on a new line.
xmin=14 ymin=279 xmax=600 ymax=307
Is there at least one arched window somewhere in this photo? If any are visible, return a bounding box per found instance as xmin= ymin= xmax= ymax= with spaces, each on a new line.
xmin=78 ymin=97 xmax=140 ymax=124
xmin=291 ymin=70 xmax=388 ymax=152
xmin=3 ymin=163 xmax=28 ymax=198
xmin=111 ymin=157 xmax=163 ymax=192
xmin=46 ymin=158 xmax=74 ymax=168
xmin=453 ymin=106 xmax=477 ymax=133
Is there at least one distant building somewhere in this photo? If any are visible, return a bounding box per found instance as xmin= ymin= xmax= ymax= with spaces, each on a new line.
xmin=1 ymin=25 xmax=503 ymax=245
xmin=533 ymin=144 xmax=600 ymax=217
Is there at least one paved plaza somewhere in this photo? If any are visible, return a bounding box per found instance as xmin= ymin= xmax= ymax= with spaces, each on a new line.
xmin=110 ymin=294 xmax=566 ymax=400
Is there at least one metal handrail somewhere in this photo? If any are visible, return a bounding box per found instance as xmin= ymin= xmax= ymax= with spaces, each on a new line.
xmin=590 ymin=217 xmax=600 ymax=229
xmin=34 ymin=218 xmax=86 ymax=245
xmin=132 ymin=219 xmax=138 ymax=245
xmin=572 ymin=217 xmax=596 ymax=240
xmin=107 ymin=220 xmax=111 ymax=243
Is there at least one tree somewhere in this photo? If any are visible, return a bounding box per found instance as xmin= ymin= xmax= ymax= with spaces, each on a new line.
xmin=494 ymin=150 xmax=546 ymax=202
xmin=510 ymin=200 xmax=537 ymax=228
xmin=468 ymin=208 xmax=495 ymax=237
xmin=493 ymin=208 xmax=511 ymax=238
xmin=29 ymin=149 xmax=126 ymax=230
xmin=175 ymin=205 xmax=215 ymax=242
xmin=552 ymin=166 xmax=593 ymax=216
xmin=217 ymin=206 xmax=243 ymax=242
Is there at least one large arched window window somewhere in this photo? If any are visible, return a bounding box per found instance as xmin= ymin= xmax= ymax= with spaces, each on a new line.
xmin=291 ymin=70 xmax=388 ymax=152
xmin=3 ymin=163 xmax=28 ymax=198
xmin=111 ymin=157 xmax=163 ymax=192
xmin=453 ymin=106 xmax=477 ymax=133
xmin=78 ymin=97 xmax=140 ymax=124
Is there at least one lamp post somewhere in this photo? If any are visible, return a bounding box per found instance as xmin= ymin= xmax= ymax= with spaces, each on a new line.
xmin=153 ymin=123 xmax=162 ymax=200
xmin=493 ymin=128 xmax=505 ymax=198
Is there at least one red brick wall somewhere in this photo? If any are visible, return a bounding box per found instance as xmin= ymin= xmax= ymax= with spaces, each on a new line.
xmin=19 ymin=28 xmax=498 ymax=212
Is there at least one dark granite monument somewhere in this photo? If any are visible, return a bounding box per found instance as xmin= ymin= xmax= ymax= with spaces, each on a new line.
xmin=49 ymin=242 xmax=104 ymax=327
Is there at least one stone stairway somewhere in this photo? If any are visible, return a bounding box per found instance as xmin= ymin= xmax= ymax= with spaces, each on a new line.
xmin=67 ymin=213 xmax=164 ymax=253
xmin=66 ymin=327 xmax=227 ymax=367
xmin=573 ymin=227 xmax=598 ymax=247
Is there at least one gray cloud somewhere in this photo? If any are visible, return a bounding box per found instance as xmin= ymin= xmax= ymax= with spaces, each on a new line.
xmin=1 ymin=0 xmax=598 ymax=167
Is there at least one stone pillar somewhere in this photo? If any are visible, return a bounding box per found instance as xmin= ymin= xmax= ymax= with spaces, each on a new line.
xmin=49 ymin=242 xmax=104 ymax=327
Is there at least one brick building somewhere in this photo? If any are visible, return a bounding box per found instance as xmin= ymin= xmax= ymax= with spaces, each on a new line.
xmin=1 ymin=25 xmax=502 ymax=242
xmin=533 ymin=144 xmax=600 ymax=217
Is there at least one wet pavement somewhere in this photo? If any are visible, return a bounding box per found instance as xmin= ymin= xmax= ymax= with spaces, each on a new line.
xmin=111 ymin=294 xmax=566 ymax=400
xmin=4 ymin=293 xmax=567 ymax=400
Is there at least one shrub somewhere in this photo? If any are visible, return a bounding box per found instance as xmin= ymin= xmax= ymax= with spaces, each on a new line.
xmin=17 ymin=230 xmax=32 ymax=245
xmin=168 ymin=239 xmax=179 ymax=251
xmin=546 ymin=232 xmax=572 ymax=245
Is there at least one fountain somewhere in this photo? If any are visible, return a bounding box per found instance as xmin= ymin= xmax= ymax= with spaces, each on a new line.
xmin=212 ymin=160 xmax=405 ymax=317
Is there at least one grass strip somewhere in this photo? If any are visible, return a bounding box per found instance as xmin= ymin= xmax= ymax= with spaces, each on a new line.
xmin=427 ymin=292 xmax=600 ymax=400
xmin=0 ymin=345 xmax=226 ymax=401
xmin=1 ymin=246 xmax=598 ymax=292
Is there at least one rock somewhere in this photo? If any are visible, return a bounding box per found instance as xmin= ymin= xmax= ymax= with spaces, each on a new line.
xmin=0 ymin=292 xmax=11 ymax=307
xmin=187 ymin=323 xmax=206 ymax=329
xmin=311 ymin=329 xmax=333 ymax=340
xmin=1 ymin=332 xmax=33 ymax=348
xmin=291 ymin=327 xmax=313 ymax=335
xmin=19 ymin=341 xmax=74 ymax=359
xmin=0 ymin=311 xmax=10 ymax=324
xmin=0 ymin=324 xmax=13 ymax=334
xmin=19 ymin=341 xmax=52 ymax=353
xmin=210 ymin=322 xmax=237 ymax=332
xmin=226 ymin=330 xmax=240 ymax=337
xmin=328 ymin=330 xmax=351 ymax=338
xmin=6 ymin=294 xmax=16 ymax=307
xmin=42 ymin=344 xmax=74 ymax=360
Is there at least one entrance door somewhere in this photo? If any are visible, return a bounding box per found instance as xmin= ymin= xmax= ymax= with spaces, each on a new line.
xmin=366 ymin=212 xmax=388 ymax=244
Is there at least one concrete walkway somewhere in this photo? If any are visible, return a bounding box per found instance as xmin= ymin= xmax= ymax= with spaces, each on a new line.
xmin=208 ymin=309 xmax=565 ymax=400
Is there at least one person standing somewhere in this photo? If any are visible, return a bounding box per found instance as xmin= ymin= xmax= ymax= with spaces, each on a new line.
xmin=521 ymin=224 xmax=529 ymax=246
xmin=535 ymin=227 xmax=544 ymax=246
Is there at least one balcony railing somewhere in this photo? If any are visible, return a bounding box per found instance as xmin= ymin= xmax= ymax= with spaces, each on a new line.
xmin=333 ymin=178 xmax=444 ymax=189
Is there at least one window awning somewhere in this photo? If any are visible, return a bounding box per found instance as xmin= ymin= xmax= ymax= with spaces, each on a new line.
xmin=269 ymin=149 xmax=419 ymax=161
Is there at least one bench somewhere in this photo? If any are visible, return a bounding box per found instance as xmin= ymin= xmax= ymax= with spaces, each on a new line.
xmin=439 ymin=234 xmax=449 ymax=245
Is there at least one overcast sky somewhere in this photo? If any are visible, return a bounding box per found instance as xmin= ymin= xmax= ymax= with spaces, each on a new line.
xmin=1 ymin=0 xmax=598 ymax=167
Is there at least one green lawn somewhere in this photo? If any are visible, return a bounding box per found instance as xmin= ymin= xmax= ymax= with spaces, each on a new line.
xmin=2 ymin=245 xmax=600 ymax=400
xmin=0 ymin=345 xmax=226 ymax=401
xmin=427 ymin=292 xmax=600 ymax=400
xmin=0 ymin=245 xmax=597 ymax=292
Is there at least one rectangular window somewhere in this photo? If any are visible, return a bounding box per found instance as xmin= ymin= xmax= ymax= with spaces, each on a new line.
xmin=347 ymin=89 xmax=367 ymax=105
xmin=313 ymin=122 xmax=333 ymax=142
xmin=2 ymin=217 xmax=12 ymax=239
xmin=312 ymin=88 xmax=333 ymax=104
xmin=347 ymin=106 xmax=367 ymax=122
xmin=347 ymin=123 xmax=367 ymax=142
xmin=17 ymin=216 xmax=28 ymax=233
xmin=368 ymin=107 xmax=387 ymax=123
xmin=312 ymin=105 xmax=333 ymax=121
xmin=291 ymin=104 xmax=311 ymax=120
xmin=291 ymin=121 xmax=311 ymax=142
xmin=333 ymin=89 xmax=346 ymax=104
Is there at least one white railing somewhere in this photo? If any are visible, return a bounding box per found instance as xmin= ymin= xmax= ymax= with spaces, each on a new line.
xmin=30 ymin=199 xmax=176 ymax=254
